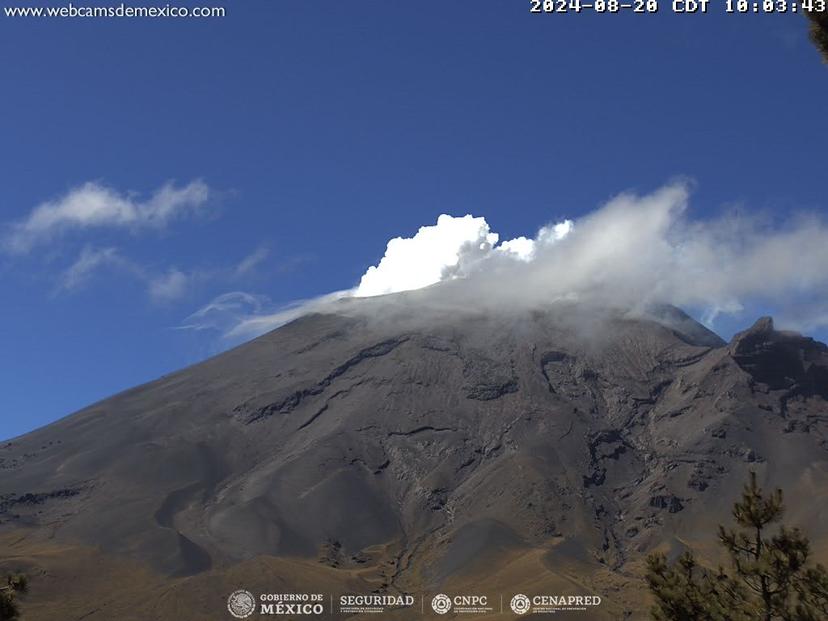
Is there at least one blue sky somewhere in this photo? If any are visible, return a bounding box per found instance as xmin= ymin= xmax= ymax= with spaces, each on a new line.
xmin=2 ymin=1 xmax=827 ymax=439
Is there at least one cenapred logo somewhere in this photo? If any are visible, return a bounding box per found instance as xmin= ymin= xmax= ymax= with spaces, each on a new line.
xmin=510 ymin=593 xmax=602 ymax=615
xmin=431 ymin=593 xmax=452 ymax=614
xmin=227 ymin=589 xmax=256 ymax=619
xmin=510 ymin=593 xmax=531 ymax=615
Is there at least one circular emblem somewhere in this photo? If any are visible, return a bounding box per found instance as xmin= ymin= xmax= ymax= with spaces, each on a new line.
xmin=227 ymin=589 xmax=256 ymax=619
xmin=432 ymin=593 xmax=452 ymax=615
xmin=510 ymin=594 xmax=531 ymax=615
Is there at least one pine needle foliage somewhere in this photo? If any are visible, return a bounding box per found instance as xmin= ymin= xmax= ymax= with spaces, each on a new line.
xmin=646 ymin=472 xmax=828 ymax=621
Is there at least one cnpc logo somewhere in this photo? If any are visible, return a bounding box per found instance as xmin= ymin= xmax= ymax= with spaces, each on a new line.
xmin=431 ymin=593 xmax=489 ymax=614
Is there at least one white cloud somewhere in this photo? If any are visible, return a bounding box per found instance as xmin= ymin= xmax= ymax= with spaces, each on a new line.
xmin=496 ymin=221 xmax=573 ymax=262
xmin=452 ymin=184 xmax=828 ymax=333
xmin=355 ymin=214 xmax=502 ymax=297
xmin=144 ymin=248 xmax=271 ymax=303
xmin=538 ymin=221 xmax=575 ymax=244
xmin=225 ymin=291 xmax=350 ymax=339
xmin=178 ymin=291 xmax=268 ymax=332
xmin=183 ymin=214 xmax=575 ymax=340
xmin=234 ymin=246 xmax=269 ymax=276
xmin=185 ymin=182 xmax=828 ymax=345
xmin=354 ymin=214 xmax=573 ymax=296
xmin=496 ymin=236 xmax=536 ymax=261
xmin=148 ymin=268 xmax=190 ymax=303
xmin=179 ymin=290 xmax=350 ymax=343
xmin=51 ymin=240 xmax=271 ymax=304
xmin=56 ymin=246 xmax=129 ymax=292
xmin=144 ymin=249 xmax=271 ymax=303
xmin=4 ymin=179 xmax=210 ymax=253
xmin=7 ymin=180 xmax=285 ymax=312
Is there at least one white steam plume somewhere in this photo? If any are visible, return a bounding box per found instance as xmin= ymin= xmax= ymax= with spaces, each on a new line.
xmin=184 ymin=182 xmax=828 ymax=341
xmin=354 ymin=215 xmax=573 ymax=296
xmin=355 ymin=215 xmax=500 ymax=297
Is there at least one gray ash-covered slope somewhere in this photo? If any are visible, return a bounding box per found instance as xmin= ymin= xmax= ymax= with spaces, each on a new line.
xmin=2 ymin=294 xmax=828 ymax=601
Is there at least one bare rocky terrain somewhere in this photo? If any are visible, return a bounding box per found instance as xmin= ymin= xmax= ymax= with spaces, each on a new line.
xmin=1 ymin=292 xmax=827 ymax=620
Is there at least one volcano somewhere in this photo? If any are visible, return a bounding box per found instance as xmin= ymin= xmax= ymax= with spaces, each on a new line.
xmin=2 ymin=293 xmax=828 ymax=620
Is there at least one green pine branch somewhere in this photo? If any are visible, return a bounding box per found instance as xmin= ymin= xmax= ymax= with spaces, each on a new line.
xmin=646 ymin=471 xmax=828 ymax=621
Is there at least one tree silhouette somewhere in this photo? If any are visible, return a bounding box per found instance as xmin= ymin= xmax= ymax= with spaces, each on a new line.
xmin=807 ymin=10 xmax=828 ymax=64
xmin=646 ymin=472 xmax=828 ymax=620
xmin=0 ymin=573 xmax=28 ymax=621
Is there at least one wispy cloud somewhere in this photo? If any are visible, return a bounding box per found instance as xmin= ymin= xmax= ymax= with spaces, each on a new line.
xmin=55 ymin=245 xmax=270 ymax=304
xmin=234 ymin=246 xmax=269 ymax=277
xmin=55 ymin=246 xmax=133 ymax=292
xmin=147 ymin=268 xmax=191 ymax=303
xmin=224 ymin=291 xmax=349 ymax=340
xmin=178 ymin=291 xmax=270 ymax=335
xmin=143 ymin=248 xmax=271 ymax=303
xmin=179 ymin=290 xmax=349 ymax=342
xmin=3 ymin=179 xmax=210 ymax=254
